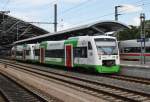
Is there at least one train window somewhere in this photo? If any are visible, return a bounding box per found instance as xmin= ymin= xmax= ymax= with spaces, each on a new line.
xmin=95 ymin=38 xmax=116 ymax=42
xmin=124 ymin=47 xmax=150 ymax=53
xmin=124 ymin=47 xmax=141 ymax=53
xmin=26 ymin=50 xmax=30 ymax=55
xmin=45 ymin=49 xmax=64 ymax=58
xmin=74 ymin=47 xmax=87 ymax=58
xmin=88 ymin=42 xmax=92 ymax=50
xmin=16 ymin=51 xmax=23 ymax=56
xmin=34 ymin=49 xmax=40 ymax=56
xmin=146 ymin=47 xmax=150 ymax=53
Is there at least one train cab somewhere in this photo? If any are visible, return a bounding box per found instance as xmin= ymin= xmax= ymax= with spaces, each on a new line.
xmin=24 ymin=44 xmax=36 ymax=61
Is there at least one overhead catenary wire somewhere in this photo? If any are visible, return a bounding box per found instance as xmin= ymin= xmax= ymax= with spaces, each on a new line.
xmin=69 ymin=1 xmax=150 ymax=27
xmin=61 ymin=0 xmax=147 ymax=19
xmin=59 ymin=0 xmax=147 ymax=28
xmin=1 ymin=0 xmax=10 ymax=10
xmin=60 ymin=0 xmax=91 ymax=15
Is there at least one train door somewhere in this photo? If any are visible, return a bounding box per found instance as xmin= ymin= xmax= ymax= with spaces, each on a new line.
xmin=87 ymin=41 xmax=93 ymax=64
xmin=40 ymin=48 xmax=45 ymax=63
xmin=23 ymin=50 xmax=26 ymax=60
xmin=65 ymin=45 xmax=73 ymax=68
xmin=38 ymin=49 xmax=40 ymax=62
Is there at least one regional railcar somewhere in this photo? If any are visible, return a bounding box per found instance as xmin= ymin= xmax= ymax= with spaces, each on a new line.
xmin=12 ymin=44 xmax=36 ymax=61
xmin=13 ymin=36 xmax=120 ymax=73
xmin=119 ymin=39 xmax=150 ymax=61
xmin=15 ymin=45 xmax=24 ymax=60
xmin=24 ymin=44 xmax=35 ymax=61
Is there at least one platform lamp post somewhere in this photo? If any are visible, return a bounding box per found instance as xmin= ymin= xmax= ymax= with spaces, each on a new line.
xmin=115 ymin=5 xmax=123 ymax=40
xmin=54 ymin=4 xmax=57 ymax=32
xmin=115 ymin=5 xmax=123 ymax=21
xmin=140 ymin=13 xmax=146 ymax=64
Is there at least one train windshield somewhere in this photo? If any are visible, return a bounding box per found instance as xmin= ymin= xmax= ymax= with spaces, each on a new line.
xmin=95 ymin=38 xmax=118 ymax=55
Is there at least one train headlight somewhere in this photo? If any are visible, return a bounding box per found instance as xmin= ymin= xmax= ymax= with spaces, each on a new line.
xmin=98 ymin=51 xmax=104 ymax=55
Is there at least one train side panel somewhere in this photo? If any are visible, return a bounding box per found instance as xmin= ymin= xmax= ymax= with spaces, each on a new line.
xmin=120 ymin=39 xmax=150 ymax=62
xmin=15 ymin=45 xmax=24 ymax=60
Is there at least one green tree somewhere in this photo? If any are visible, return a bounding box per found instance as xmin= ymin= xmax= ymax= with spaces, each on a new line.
xmin=145 ymin=20 xmax=150 ymax=38
xmin=118 ymin=20 xmax=150 ymax=40
xmin=118 ymin=25 xmax=140 ymax=40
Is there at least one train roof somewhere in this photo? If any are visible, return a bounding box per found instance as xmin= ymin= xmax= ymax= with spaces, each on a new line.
xmin=120 ymin=39 xmax=150 ymax=47
xmin=0 ymin=12 xmax=48 ymax=47
xmin=14 ymin=20 xmax=130 ymax=45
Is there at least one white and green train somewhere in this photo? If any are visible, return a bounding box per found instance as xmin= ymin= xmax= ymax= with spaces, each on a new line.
xmin=12 ymin=35 xmax=120 ymax=73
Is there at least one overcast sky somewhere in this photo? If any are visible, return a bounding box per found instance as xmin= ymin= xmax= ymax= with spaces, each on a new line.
xmin=0 ymin=0 xmax=150 ymax=32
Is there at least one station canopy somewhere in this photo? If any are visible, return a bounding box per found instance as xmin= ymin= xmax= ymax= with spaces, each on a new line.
xmin=0 ymin=13 xmax=49 ymax=48
xmin=14 ymin=20 xmax=130 ymax=45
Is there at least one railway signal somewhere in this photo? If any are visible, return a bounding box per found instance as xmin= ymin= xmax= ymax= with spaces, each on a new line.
xmin=140 ymin=13 xmax=146 ymax=64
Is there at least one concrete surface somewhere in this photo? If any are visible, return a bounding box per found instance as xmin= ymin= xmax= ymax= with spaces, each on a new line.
xmin=121 ymin=61 xmax=150 ymax=68
xmin=119 ymin=61 xmax=150 ymax=79
xmin=0 ymin=64 xmax=107 ymax=102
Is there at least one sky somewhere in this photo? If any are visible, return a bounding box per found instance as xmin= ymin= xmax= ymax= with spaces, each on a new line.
xmin=0 ymin=0 xmax=150 ymax=32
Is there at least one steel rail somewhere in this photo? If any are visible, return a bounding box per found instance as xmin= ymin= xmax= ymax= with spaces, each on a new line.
xmin=0 ymin=60 xmax=150 ymax=101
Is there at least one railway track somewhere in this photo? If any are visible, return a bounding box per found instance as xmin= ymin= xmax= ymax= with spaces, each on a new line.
xmin=104 ymin=74 xmax=150 ymax=85
xmin=0 ymin=59 xmax=150 ymax=102
xmin=0 ymin=73 xmax=46 ymax=102
xmin=1 ymin=59 xmax=150 ymax=86
xmin=0 ymin=91 xmax=7 ymax=102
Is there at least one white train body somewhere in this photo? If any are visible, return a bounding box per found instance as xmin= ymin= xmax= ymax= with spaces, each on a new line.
xmin=13 ymin=36 xmax=120 ymax=73
xmin=119 ymin=39 xmax=150 ymax=61
xmin=24 ymin=44 xmax=35 ymax=60
xmin=16 ymin=45 xmax=24 ymax=60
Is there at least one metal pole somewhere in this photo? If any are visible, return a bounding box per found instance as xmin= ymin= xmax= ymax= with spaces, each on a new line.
xmin=17 ymin=24 xmax=18 ymax=40
xmin=140 ymin=13 xmax=145 ymax=64
xmin=115 ymin=6 xmax=122 ymax=21
xmin=115 ymin=6 xmax=122 ymax=40
xmin=115 ymin=6 xmax=118 ymax=21
xmin=0 ymin=11 xmax=10 ymax=39
xmin=54 ymin=4 xmax=57 ymax=32
xmin=142 ymin=14 xmax=146 ymax=64
xmin=2 ymin=13 xmax=5 ymax=38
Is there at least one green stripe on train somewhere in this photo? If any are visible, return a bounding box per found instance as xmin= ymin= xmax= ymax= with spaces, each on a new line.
xmin=45 ymin=61 xmax=64 ymax=66
xmin=64 ymin=38 xmax=78 ymax=47
xmin=40 ymin=41 xmax=47 ymax=49
xmin=45 ymin=58 xmax=65 ymax=66
xmin=74 ymin=64 xmax=120 ymax=73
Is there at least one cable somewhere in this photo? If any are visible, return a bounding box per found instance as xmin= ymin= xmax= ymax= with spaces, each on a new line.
xmin=60 ymin=0 xmax=91 ymax=15
xmin=2 ymin=0 xmax=10 ymax=10
xmin=60 ymin=0 xmax=147 ymax=22
xmin=43 ymin=0 xmax=58 ymax=6
xmin=51 ymin=0 xmax=145 ymax=25
xmin=69 ymin=1 xmax=150 ymax=27
xmin=83 ymin=3 xmax=150 ymax=23
xmin=61 ymin=0 xmax=146 ymax=18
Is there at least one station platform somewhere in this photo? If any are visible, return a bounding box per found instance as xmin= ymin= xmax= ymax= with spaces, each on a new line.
xmin=120 ymin=61 xmax=150 ymax=68
xmin=119 ymin=60 xmax=150 ymax=79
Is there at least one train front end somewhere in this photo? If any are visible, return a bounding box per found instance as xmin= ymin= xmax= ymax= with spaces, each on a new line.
xmin=94 ymin=36 xmax=120 ymax=73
